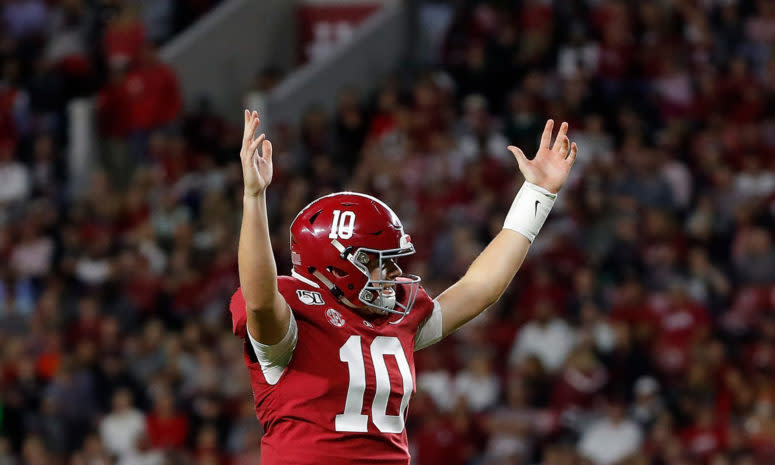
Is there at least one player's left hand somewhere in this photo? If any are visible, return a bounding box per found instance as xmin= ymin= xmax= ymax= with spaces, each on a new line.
xmin=507 ymin=119 xmax=577 ymax=194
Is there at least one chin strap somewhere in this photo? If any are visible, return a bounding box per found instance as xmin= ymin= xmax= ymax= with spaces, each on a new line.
xmin=310 ymin=268 xmax=360 ymax=309
xmin=330 ymin=238 xmax=350 ymax=257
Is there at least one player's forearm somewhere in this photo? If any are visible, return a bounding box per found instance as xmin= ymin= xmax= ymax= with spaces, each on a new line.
xmin=437 ymin=230 xmax=531 ymax=336
xmin=238 ymin=192 xmax=280 ymax=311
xmin=467 ymin=181 xmax=559 ymax=301
xmin=437 ymin=182 xmax=557 ymax=335
xmin=463 ymin=229 xmax=531 ymax=305
xmin=460 ymin=182 xmax=556 ymax=306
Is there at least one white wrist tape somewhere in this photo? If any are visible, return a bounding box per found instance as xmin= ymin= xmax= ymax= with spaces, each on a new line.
xmin=503 ymin=181 xmax=557 ymax=242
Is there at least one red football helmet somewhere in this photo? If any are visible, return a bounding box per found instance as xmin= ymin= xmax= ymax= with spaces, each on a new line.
xmin=290 ymin=192 xmax=421 ymax=316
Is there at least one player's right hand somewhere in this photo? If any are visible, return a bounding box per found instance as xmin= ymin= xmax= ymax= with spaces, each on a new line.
xmin=241 ymin=110 xmax=273 ymax=197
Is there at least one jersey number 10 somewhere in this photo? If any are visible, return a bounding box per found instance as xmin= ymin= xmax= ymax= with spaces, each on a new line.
xmin=335 ymin=335 xmax=412 ymax=434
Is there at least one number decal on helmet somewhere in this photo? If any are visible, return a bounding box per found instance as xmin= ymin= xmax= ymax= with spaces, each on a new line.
xmin=329 ymin=210 xmax=356 ymax=239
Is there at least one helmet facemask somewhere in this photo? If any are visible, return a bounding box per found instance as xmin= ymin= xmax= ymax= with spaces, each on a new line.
xmin=330 ymin=235 xmax=421 ymax=317
xmin=350 ymin=247 xmax=421 ymax=317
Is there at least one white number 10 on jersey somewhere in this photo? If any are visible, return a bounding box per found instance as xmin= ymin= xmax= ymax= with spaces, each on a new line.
xmin=336 ymin=336 xmax=413 ymax=433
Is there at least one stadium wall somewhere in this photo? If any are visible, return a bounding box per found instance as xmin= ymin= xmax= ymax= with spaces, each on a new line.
xmin=262 ymin=3 xmax=408 ymax=130
xmin=160 ymin=0 xmax=298 ymax=122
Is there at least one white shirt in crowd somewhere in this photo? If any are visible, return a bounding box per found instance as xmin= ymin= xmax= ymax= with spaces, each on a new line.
xmin=99 ymin=409 xmax=146 ymax=458
xmin=735 ymin=171 xmax=775 ymax=199
xmin=0 ymin=161 xmax=30 ymax=204
xmin=11 ymin=237 xmax=54 ymax=278
xmin=117 ymin=451 xmax=164 ymax=465
xmin=509 ymin=318 xmax=577 ymax=372
xmin=417 ymin=370 xmax=455 ymax=412
xmin=578 ymin=417 xmax=642 ymax=465
xmin=454 ymin=371 xmax=500 ymax=412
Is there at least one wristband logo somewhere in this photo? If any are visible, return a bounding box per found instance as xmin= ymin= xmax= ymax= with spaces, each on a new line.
xmin=535 ymin=200 xmax=540 ymax=216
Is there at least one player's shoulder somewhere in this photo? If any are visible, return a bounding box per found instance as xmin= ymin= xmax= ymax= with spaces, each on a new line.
xmin=277 ymin=274 xmax=332 ymax=313
xmin=412 ymin=283 xmax=434 ymax=307
xmin=402 ymin=282 xmax=436 ymax=325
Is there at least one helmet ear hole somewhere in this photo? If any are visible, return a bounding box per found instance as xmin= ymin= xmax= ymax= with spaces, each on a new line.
xmin=327 ymin=266 xmax=349 ymax=277
xmin=308 ymin=210 xmax=323 ymax=224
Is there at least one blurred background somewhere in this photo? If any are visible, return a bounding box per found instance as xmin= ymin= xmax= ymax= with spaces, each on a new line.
xmin=1 ymin=0 xmax=775 ymax=464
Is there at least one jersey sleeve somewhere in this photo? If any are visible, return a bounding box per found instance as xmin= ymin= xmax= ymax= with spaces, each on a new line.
xmin=415 ymin=299 xmax=443 ymax=351
xmin=247 ymin=312 xmax=298 ymax=385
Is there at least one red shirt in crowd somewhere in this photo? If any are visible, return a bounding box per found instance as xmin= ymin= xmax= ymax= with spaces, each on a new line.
xmin=124 ymin=63 xmax=182 ymax=131
xmin=413 ymin=417 xmax=470 ymax=465
xmin=146 ymin=412 xmax=189 ymax=450
xmin=0 ymin=87 xmax=19 ymax=150
xmin=680 ymin=421 xmax=727 ymax=462
xmin=104 ymin=20 xmax=147 ymax=67
xmin=97 ymin=77 xmax=132 ymax=138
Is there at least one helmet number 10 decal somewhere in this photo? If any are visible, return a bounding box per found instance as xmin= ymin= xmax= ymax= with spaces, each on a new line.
xmin=329 ymin=210 xmax=356 ymax=240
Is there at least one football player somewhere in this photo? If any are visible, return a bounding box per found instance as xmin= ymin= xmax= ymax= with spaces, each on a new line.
xmin=230 ymin=110 xmax=577 ymax=464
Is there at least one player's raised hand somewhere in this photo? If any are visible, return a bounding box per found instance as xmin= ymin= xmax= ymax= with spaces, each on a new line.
xmin=507 ymin=120 xmax=578 ymax=194
xmin=241 ymin=110 xmax=273 ymax=197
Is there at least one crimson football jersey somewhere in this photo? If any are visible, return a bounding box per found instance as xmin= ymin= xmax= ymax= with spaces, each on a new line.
xmin=229 ymin=274 xmax=438 ymax=465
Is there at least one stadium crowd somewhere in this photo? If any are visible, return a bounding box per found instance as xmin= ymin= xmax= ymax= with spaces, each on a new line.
xmin=2 ymin=0 xmax=775 ymax=464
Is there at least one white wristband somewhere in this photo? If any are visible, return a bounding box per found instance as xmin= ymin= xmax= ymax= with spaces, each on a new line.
xmin=503 ymin=181 xmax=557 ymax=242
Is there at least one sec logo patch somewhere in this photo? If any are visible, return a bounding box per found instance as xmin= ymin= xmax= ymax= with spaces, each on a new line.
xmin=326 ymin=309 xmax=345 ymax=327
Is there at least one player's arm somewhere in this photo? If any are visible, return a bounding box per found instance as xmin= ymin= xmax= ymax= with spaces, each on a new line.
xmin=435 ymin=120 xmax=577 ymax=337
xmin=238 ymin=110 xmax=291 ymax=345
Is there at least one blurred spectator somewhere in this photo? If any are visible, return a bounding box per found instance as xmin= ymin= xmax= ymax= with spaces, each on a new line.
xmin=42 ymin=357 xmax=96 ymax=446
xmin=537 ymin=442 xmax=578 ymax=465
xmin=0 ymin=145 xmax=30 ymax=205
xmin=145 ymin=388 xmax=188 ymax=450
xmin=483 ymin=380 xmax=539 ymax=464
xmin=10 ymin=218 xmax=53 ymax=283
xmin=117 ymin=434 xmax=164 ymax=465
xmin=413 ymin=405 xmax=471 ymax=465
xmin=20 ymin=435 xmax=50 ymax=465
xmin=454 ymin=349 xmax=500 ymax=412
xmin=686 ymin=247 xmax=731 ymax=313
xmin=77 ymin=433 xmax=112 ymax=465
xmin=457 ymin=94 xmax=509 ymax=166
xmin=22 ymin=395 xmax=67 ymax=455
xmin=417 ymin=346 xmax=455 ymax=412
xmin=333 ymin=86 xmax=367 ymax=173
xmin=733 ymin=228 xmax=775 ymax=285
xmin=576 ymin=301 xmax=616 ymax=354
xmin=137 ymin=0 xmax=175 ymax=45
xmin=99 ymin=388 xmax=146 ymax=459
xmin=2 ymin=0 xmax=49 ymax=40
xmin=0 ymin=437 xmax=16 ymax=465
xmin=680 ymin=408 xmax=727 ymax=462
xmin=630 ymin=376 xmax=664 ymax=431
xmin=551 ymin=347 xmax=608 ymax=418
xmin=103 ymin=5 xmax=146 ymax=69
xmin=509 ymin=301 xmax=577 ymax=373
xmin=578 ymin=399 xmax=643 ymax=465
